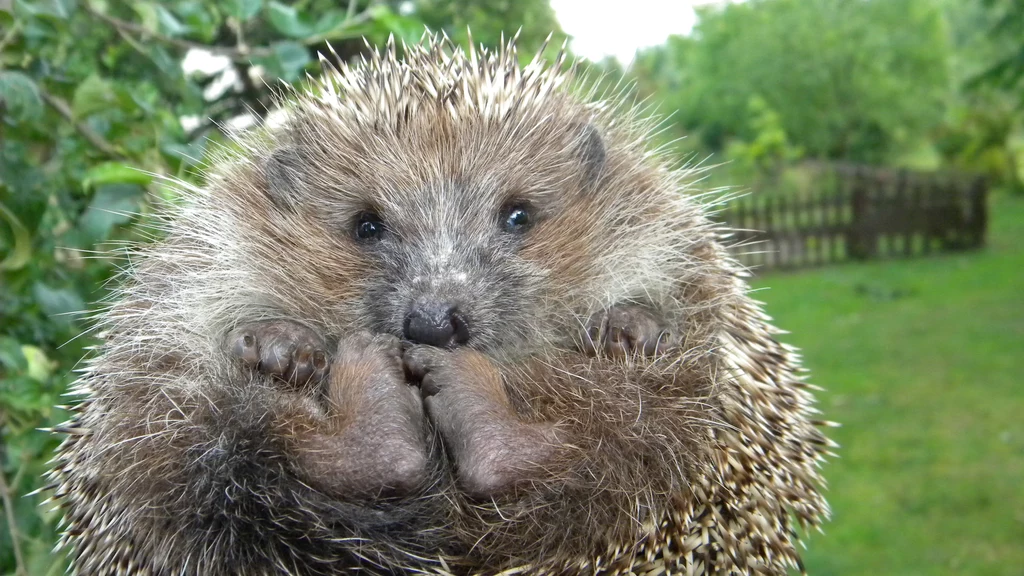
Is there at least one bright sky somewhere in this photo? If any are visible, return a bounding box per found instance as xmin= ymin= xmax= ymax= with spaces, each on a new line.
xmin=550 ymin=0 xmax=725 ymax=65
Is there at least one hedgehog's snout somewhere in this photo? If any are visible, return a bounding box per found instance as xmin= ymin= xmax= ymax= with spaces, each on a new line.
xmin=403 ymin=297 xmax=471 ymax=348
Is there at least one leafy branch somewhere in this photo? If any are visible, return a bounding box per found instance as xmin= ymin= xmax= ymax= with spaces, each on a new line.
xmin=39 ymin=90 xmax=124 ymax=159
xmin=0 ymin=439 xmax=27 ymax=576
xmin=84 ymin=4 xmax=274 ymax=61
xmin=84 ymin=1 xmax=381 ymax=64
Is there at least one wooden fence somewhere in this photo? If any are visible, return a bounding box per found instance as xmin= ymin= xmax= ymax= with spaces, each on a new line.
xmin=718 ymin=163 xmax=988 ymax=270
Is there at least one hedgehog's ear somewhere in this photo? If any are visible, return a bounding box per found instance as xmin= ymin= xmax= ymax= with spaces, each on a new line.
xmin=265 ymin=146 xmax=309 ymax=211
xmin=575 ymin=123 xmax=607 ymax=190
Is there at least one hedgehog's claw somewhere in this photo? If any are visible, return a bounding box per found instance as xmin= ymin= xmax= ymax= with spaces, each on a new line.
xmin=228 ymin=320 xmax=330 ymax=388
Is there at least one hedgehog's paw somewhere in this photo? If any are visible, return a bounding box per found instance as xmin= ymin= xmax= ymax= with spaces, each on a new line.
xmin=404 ymin=346 xmax=561 ymax=500
xmin=295 ymin=332 xmax=429 ymax=498
xmin=227 ymin=320 xmax=330 ymax=389
xmin=581 ymin=304 xmax=675 ymax=359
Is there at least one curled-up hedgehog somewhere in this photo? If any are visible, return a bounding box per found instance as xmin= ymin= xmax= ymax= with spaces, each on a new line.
xmin=49 ymin=34 xmax=833 ymax=575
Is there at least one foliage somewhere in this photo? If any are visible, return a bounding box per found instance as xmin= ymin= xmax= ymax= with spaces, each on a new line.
xmin=934 ymin=0 xmax=1024 ymax=193
xmin=724 ymin=95 xmax=803 ymax=184
xmin=622 ymin=0 xmax=1024 ymax=190
xmin=0 ymin=1 xmax=560 ymax=573
xmin=935 ymin=93 xmax=1023 ymax=194
xmin=969 ymin=0 xmax=1024 ymax=96
xmin=632 ymin=0 xmax=952 ymax=164
xmin=416 ymin=0 xmax=563 ymax=51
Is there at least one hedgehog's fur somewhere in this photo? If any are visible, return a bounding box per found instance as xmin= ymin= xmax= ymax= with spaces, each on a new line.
xmin=49 ymin=35 xmax=832 ymax=575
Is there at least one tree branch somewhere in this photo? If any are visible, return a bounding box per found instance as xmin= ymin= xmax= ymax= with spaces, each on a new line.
xmin=0 ymin=19 xmax=21 ymax=54
xmin=85 ymin=5 xmax=273 ymax=61
xmin=40 ymin=91 xmax=124 ymax=159
xmin=84 ymin=3 xmax=380 ymax=64
xmin=0 ymin=442 xmax=27 ymax=576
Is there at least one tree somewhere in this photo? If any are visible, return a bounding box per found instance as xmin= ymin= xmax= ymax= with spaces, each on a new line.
xmin=930 ymin=0 xmax=1024 ymax=193
xmin=416 ymin=0 xmax=563 ymax=52
xmin=634 ymin=0 xmax=952 ymax=164
xmin=970 ymin=0 xmax=1024 ymax=99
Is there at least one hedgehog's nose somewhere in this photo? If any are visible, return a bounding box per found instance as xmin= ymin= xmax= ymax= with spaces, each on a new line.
xmin=403 ymin=299 xmax=470 ymax=348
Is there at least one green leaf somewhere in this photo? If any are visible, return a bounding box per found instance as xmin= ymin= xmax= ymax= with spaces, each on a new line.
xmin=0 ymin=337 xmax=28 ymax=372
xmin=266 ymin=1 xmax=313 ymax=38
xmin=0 ymin=199 xmax=32 ymax=271
xmin=78 ymin=184 xmax=143 ymax=242
xmin=0 ymin=71 xmax=44 ymax=122
xmin=14 ymin=0 xmax=75 ymax=20
xmin=83 ymin=162 xmax=153 ymax=189
xmin=161 ymin=140 xmax=207 ymax=168
xmin=132 ymin=1 xmax=160 ymax=34
xmin=360 ymin=5 xmax=423 ymax=45
xmin=271 ymin=41 xmax=311 ymax=81
xmin=172 ymin=1 xmax=221 ymax=42
xmin=226 ymin=0 xmax=263 ymax=21
xmin=312 ymin=8 xmax=346 ymax=37
xmin=32 ymin=282 xmax=86 ymax=324
xmin=155 ymin=4 xmax=188 ymax=37
xmin=0 ymin=373 xmax=55 ymax=423
xmin=71 ymin=74 xmax=117 ymax=120
xmin=148 ymin=44 xmax=180 ymax=77
xmin=21 ymin=345 xmax=56 ymax=382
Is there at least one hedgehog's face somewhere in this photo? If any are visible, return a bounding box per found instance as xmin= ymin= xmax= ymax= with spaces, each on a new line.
xmin=349 ymin=184 xmax=548 ymax=351
xmin=252 ymin=111 xmax=629 ymax=353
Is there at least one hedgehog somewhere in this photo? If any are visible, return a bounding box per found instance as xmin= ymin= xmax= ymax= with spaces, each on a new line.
xmin=48 ymin=34 xmax=833 ymax=575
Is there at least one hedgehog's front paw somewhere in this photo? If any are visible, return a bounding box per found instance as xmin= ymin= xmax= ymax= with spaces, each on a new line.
xmin=293 ymin=332 xmax=429 ymax=498
xmin=404 ymin=346 xmax=561 ymax=499
xmin=228 ymin=320 xmax=329 ymax=388
xmin=581 ymin=304 xmax=675 ymax=359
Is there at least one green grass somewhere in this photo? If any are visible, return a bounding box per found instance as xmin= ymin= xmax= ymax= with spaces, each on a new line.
xmin=750 ymin=193 xmax=1024 ymax=575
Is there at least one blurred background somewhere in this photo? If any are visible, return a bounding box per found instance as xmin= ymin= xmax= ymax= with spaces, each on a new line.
xmin=0 ymin=0 xmax=1021 ymax=574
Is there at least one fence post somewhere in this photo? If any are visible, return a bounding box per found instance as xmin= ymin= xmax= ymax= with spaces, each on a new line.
xmin=834 ymin=166 xmax=846 ymax=262
xmin=763 ymin=196 xmax=774 ymax=268
xmin=969 ymin=176 xmax=988 ymax=248
xmin=848 ymin=167 xmax=871 ymax=260
xmin=896 ymin=170 xmax=913 ymax=257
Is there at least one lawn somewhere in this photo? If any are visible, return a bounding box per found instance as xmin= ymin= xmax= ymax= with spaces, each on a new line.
xmin=750 ymin=192 xmax=1024 ymax=575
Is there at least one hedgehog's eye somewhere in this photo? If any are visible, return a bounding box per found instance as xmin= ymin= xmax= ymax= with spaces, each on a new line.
xmin=355 ymin=211 xmax=385 ymax=241
xmin=500 ymin=203 xmax=533 ymax=234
